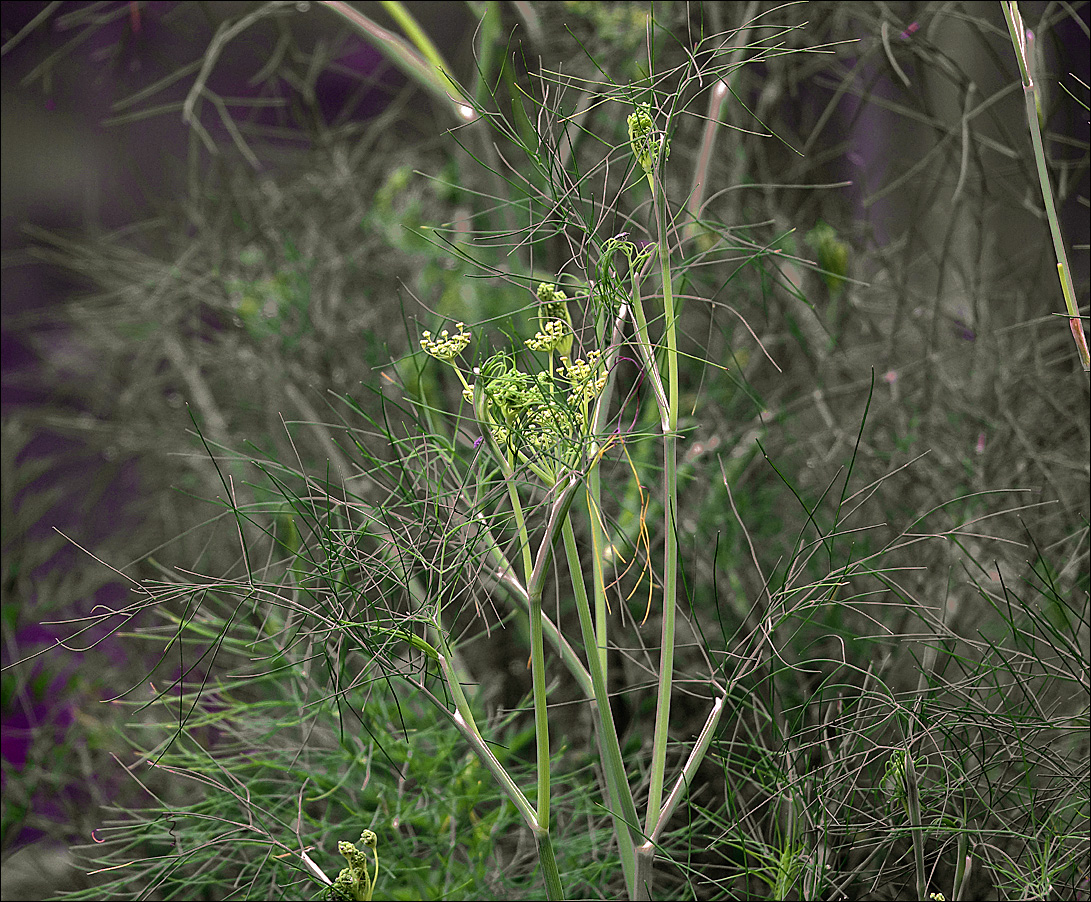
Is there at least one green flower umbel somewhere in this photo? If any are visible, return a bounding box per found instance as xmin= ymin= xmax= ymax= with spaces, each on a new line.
xmin=561 ymin=351 xmax=607 ymax=429
xmin=420 ymin=322 xmax=474 ymax=401
xmin=420 ymin=322 xmax=471 ymax=361
xmin=628 ymin=102 xmax=669 ymax=178
xmin=525 ymin=318 xmax=568 ymax=353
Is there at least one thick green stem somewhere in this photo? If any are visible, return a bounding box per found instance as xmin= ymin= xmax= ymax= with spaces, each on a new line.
xmin=534 ymin=827 xmax=566 ymax=900
xmin=562 ymin=517 xmax=642 ymax=896
xmin=644 ymin=434 xmax=678 ymax=833
xmin=435 ymin=644 xmax=480 ymax=737
xmin=952 ymin=818 xmax=970 ymax=901
xmin=658 ymin=187 xmax=680 ymax=431
xmin=635 ymin=695 xmax=726 ymax=899
xmin=405 ymin=678 xmax=557 ymax=896
xmin=650 ymin=694 xmax=725 ymax=845
xmin=527 ymin=570 xmax=551 ymax=831
xmin=504 ymin=464 xmax=535 ymax=585
xmin=422 ymin=688 xmax=536 ymax=829
xmin=904 ymin=751 xmax=927 ymax=901
xmin=644 ymin=155 xmax=680 ymax=840
xmin=486 ymin=558 xmax=593 ymax=697
xmin=504 ymin=468 xmax=551 ymax=833
xmin=439 ymin=451 xmax=591 ymax=696
xmin=586 ymin=485 xmax=609 ymax=678
xmin=628 ymin=275 xmax=670 ymax=421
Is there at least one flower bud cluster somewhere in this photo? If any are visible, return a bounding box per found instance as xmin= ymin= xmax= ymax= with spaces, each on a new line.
xmin=479 ymin=356 xmax=563 ymax=453
xmin=536 ymin=281 xmax=568 ymax=316
xmin=628 ymin=103 xmax=669 ymax=175
xmin=419 ymin=321 xmax=476 ymax=402
xmin=534 ymin=282 xmax=573 ymax=356
xmin=325 ymin=831 xmax=379 ymax=901
xmin=882 ymin=749 xmax=907 ymax=803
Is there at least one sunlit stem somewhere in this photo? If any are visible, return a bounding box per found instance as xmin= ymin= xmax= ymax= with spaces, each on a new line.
xmin=904 ymin=750 xmax=927 ymax=901
xmin=643 ymin=147 xmax=680 ymax=842
xmin=527 ymin=564 xmax=551 ymax=832
xmin=319 ymin=2 xmax=472 ymax=123
xmin=427 ymin=688 xmax=561 ymax=895
xmin=586 ymin=482 xmax=608 ymax=677
xmin=436 ymin=648 xmax=481 ymax=738
xmin=378 ymin=1 xmax=470 ymax=111
xmin=952 ymin=822 xmax=970 ymax=901
xmin=366 ymin=531 xmax=479 ymax=735
xmin=649 ymin=695 xmax=724 ymax=844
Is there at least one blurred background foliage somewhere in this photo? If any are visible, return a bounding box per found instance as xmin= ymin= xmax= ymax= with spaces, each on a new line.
xmin=2 ymin=1 xmax=1088 ymax=899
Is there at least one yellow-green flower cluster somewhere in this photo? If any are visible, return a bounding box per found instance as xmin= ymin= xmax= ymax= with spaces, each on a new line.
xmin=524 ymin=404 xmax=570 ymax=452
xmin=415 ymin=283 xmax=611 ymax=480
xmin=419 ymin=322 xmax=476 ymax=403
xmin=525 ymin=318 xmax=568 ymax=352
xmin=628 ymin=103 xmax=669 ymax=175
xmin=420 ymin=323 xmax=471 ymax=361
xmin=562 ymin=351 xmax=607 ymax=408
